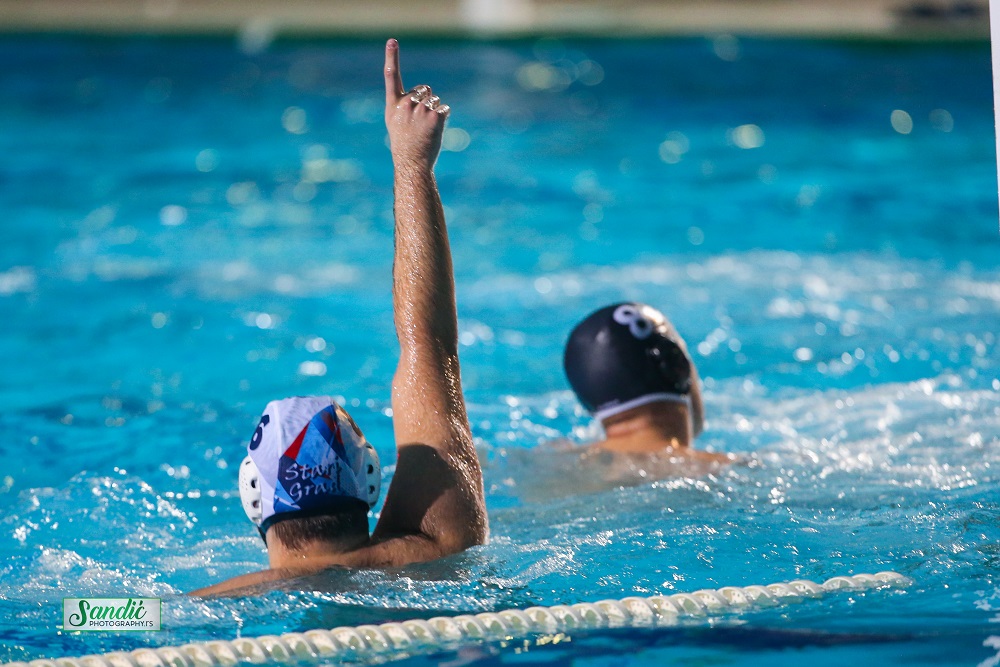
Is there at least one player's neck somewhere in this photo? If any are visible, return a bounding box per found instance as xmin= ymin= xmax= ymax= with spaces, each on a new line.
xmin=597 ymin=402 xmax=692 ymax=454
xmin=266 ymin=534 xmax=369 ymax=569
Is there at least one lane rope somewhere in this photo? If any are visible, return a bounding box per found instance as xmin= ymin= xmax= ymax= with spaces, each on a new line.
xmin=7 ymin=571 xmax=910 ymax=667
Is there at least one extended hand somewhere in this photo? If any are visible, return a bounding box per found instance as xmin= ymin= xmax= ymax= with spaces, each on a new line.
xmin=384 ymin=39 xmax=450 ymax=171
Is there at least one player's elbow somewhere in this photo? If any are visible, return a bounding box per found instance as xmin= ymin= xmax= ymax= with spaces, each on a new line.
xmin=436 ymin=511 xmax=489 ymax=555
xmin=429 ymin=483 xmax=490 ymax=555
xmin=462 ymin=508 xmax=490 ymax=548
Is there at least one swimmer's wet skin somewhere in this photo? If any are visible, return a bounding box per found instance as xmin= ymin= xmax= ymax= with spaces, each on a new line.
xmin=564 ymin=303 xmax=733 ymax=465
xmin=189 ymin=39 xmax=488 ymax=596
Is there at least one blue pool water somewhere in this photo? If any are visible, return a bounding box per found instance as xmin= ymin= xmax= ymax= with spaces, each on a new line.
xmin=0 ymin=35 xmax=998 ymax=665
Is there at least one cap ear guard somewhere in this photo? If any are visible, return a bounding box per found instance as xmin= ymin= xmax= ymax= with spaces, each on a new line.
xmin=334 ymin=402 xmax=382 ymax=507
xmin=362 ymin=442 xmax=381 ymax=507
xmin=238 ymin=455 xmax=263 ymax=527
xmin=647 ymin=337 xmax=692 ymax=395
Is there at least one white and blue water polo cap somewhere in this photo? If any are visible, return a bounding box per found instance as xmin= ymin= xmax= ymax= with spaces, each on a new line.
xmin=238 ymin=396 xmax=381 ymax=538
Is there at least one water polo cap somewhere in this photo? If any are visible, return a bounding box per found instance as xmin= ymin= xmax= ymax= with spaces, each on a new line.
xmin=564 ymin=303 xmax=693 ymax=421
xmin=238 ymin=396 xmax=381 ymax=541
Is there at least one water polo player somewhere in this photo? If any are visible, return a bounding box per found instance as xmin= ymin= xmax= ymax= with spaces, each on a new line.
xmin=564 ymin=302 xmax=730 ymax=463
xmin=190 ymin=39 xmax=488 ymax=595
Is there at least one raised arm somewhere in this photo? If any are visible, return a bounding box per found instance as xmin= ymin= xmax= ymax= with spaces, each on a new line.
xmin=366 ymin=39 xmax=488 ymax=562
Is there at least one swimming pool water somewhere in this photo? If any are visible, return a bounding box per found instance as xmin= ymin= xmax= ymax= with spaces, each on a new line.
xmin=0 ymin=35 xmax=997 ymax=665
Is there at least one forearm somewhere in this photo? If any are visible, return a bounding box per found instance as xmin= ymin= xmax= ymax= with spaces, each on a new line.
xmin=390 ymin=164 xmax=473 ymax=458
xmin=390 ymin=163 xmax=470 ymax=447
xmin=391 ymin=164 xmax=459 ymax=366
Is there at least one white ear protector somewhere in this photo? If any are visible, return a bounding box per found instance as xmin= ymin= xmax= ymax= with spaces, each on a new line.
xmin=360 ymin=441 xmax=382 ymax=507
xmin=239 ymin=455 xmax=264 ymax=527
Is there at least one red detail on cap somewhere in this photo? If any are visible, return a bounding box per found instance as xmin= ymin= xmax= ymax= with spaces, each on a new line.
xmin=321 ymin=409 xmax=343 ymax=447
xmin=284 ymin=425 xmax=306 ymax=460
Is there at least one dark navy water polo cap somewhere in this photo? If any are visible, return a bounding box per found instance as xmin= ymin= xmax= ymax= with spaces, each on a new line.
xmin=564 ymin=303 xmax=693 ymax=421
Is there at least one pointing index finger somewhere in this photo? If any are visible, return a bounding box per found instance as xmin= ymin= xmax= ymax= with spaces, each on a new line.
xmin=385 ymin=38 xmax=404 ymax=103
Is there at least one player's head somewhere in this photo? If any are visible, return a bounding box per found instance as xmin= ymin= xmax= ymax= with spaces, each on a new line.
xmin=238 ymin=396 xmax=381 ymax=552
xmin=564 ymin=303 xmax=703 ymax=433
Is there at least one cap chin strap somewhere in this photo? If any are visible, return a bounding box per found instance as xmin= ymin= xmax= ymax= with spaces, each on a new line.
xmin=593 ymin=392 xmax=691 ymax=423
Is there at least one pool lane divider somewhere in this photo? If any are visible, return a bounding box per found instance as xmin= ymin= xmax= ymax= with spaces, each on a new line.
xmin=8 ymin=571 xmax=910 ymax=667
